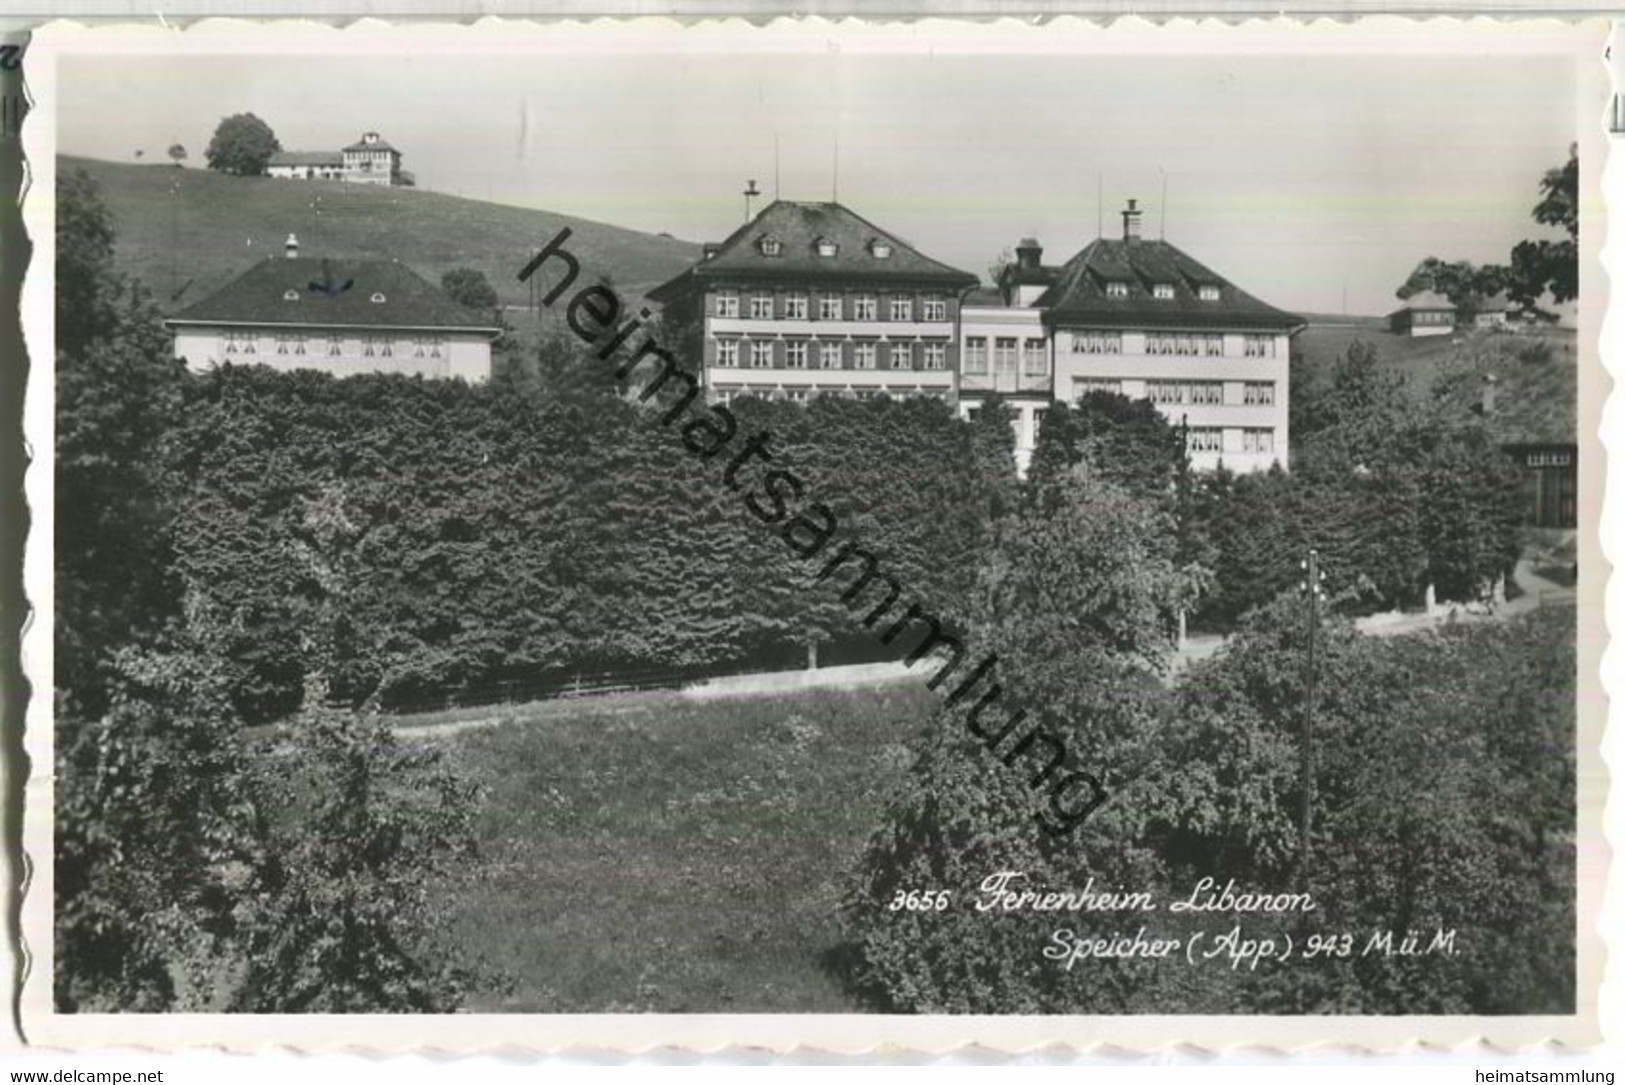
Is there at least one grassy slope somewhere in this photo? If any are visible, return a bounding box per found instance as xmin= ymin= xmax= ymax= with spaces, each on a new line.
xmin=63 ymin=155 xmax=700 ymax=314
xmin=437 ymin=683 xmax=939 ymax=1013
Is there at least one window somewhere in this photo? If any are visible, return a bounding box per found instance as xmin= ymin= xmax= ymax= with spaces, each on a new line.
xmin=870 ymin=240 xmax=893 ymax=258
xmin=1199 ymin=284 xmax=1221 ymax=302
xmin=716 ymin=339 xmax=739 ymax=367
xmin=1105 ymin=281 xmax=1129 ymax=298
xmin=379 ymin=337 xmax=394 ymax=358
xmin=1145 ymin=334 xmax=1201 ymax=356
xmin=820 ymin=342 xmax=843 ymax=369
xmin=427 ymin=335 xmax=444 ymax=359
xmin=1242 ymin=428 xmax=1274 ymax=454
xmin=854 ymin=342 xmax=877 ymax=369
xmin=327 ymin=335 xmax=343 ymax=357
xmin=1072 ymin=331 xmax=1123 ymax=355
xmin=1153 ymin=283 xmax=1175 ymax=300
xmin=964 ymin=337 xmax=988 ymax=375
xmin=1189 ymin=381 xmax=1223 ymax=405
xmin=362 ymin=336 xmax=377 ymax=357
xmin=890 ymin=296 xmax=913 ymax=321
xmin=1528 ymin=450 xmax=1573 ymax=468
xmin=750 ymin=340 xmax=774 ymax=368
xmin=1147 ymin=380 xmax=1183 ymax=405
xmin=1203 ymin=334 xmax=1225 ymax=357
xmin=283 ymin=289 xmax=300 ymax=302
xmin=994 ymin=337 xmax=1017 ymax=375
xmin=853 ymin=294 xmax=878 ymax=320
xmin=922 ymin=296 xmax=947 ymax=321
xmin=1188 ymin=427 xmax=1224 ymax=453
xmin=293 ymin=335 xmax=308 ymax=356
xmin=1022 ymin=338 xmax=1046 ymax=376
xmin=1244 ymin=381 xmax=1275 ymax=406
xmin=784 ymin=389 xmax=810 ymax=402
xmin=1073 ymin=378 xmax=1121 ymax=399
xmin=715 ymin=291 xmax=740 ymax=318
xmin=815 ymin=237 xmax=839 ymax=258
xmin=779 ymin=293 xmax=806 ymax=320
xmin=923 ymin=342 xmax=946 ymax=370
xmin=759 ymin=236 xmax=783 ymax=256
xmin=819 ymin=295 xmax=843 ymax=320
xmin=413 ymin=337 xmax=427 ymax=358
xmin=1244 ymin=335 xmax=1277 ymax=358
xmin=749 ymin=294 xmax=774 ymax=320
xmin=785 ymin=340 xmax=808 ymax=368
xmin=889 ymin=341 xmax=912 ymax=369
xmin=370 ymin=292 xmax=387 ymax=304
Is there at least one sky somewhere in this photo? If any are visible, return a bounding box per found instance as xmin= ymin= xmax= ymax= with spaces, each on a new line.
xmin=59 ymin=50 xmax=1580 ymax=316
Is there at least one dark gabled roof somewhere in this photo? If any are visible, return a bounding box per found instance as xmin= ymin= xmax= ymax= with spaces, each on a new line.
xmin=268 ymin=151 xmax=344 ymax=167
xmin=649 ymin=200 xmax=976 ymax=301
xmin=1390 ymin=290 xmax=1456 ymax=315
xmin=343 ymin=136 xmax=400 ymax=154
xmin=164 ymin=257 xmax=501 ymax=333
xmin=1036 ymin=237 xmax=1302 ymax=332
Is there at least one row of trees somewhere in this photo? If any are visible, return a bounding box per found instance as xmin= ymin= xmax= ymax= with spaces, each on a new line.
xmin=55 ymin=169 xmax=489 ymax=1012
xmin=1026 ymin=351 xmax=1524 ymax=631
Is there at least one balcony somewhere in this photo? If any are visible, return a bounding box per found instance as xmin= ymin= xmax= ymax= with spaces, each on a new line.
xmin=959 ymin=370 xmax=1053 ymax=396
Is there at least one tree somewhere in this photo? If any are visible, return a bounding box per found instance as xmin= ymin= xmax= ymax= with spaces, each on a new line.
xmin=1027 ymin=392 xmax=1187 ymax=504
xmin=1396 ymin=257 xmax=1508 ymax=318
xmin=440 ymin=267 xmax=501 ymax=312
xmin=167 ymin=143 xmax=187 ymax=167
xmin=205 ymin=113 xmax=281 ymax=177
xmin=1509 ymin=145 xmax=1579 ymax=312
xmin=54 ymin=168 xmax=187 ymax=716
xmin=839 ymin=471 xmax=1200 ymax=1013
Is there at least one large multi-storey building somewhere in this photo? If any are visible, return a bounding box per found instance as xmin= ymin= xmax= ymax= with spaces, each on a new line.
xmin=649 ymin=200 xmax=978 ymax=403
xmin=164 ymin=234 xmax=500 ymax=382
xmin=966 ymin=201 xmax=1302 ymax=473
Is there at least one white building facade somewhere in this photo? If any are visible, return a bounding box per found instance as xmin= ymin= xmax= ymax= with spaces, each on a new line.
xmin=165 ymin=236 xmax=500 ymax=382
xmin=965 ymin=203 xmax=1301 ymax=474
xmin=649 ymin=200 xmax=977 ymax=403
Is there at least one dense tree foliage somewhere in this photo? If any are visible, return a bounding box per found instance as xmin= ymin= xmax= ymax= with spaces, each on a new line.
xmin=54 ymin=175 xmax=486 ymax=1013
xmin=1399 ymin=145 xmax=1579 ymax=319
xmin=204 ymin=113 xmax=282 ymax=177
xmin=840 ymin=596 xmax=1575 ymax=1014
xmin=440 ymin=267 xmax=501 ymax=313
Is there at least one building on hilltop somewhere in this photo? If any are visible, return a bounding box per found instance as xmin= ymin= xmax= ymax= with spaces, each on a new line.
xmin=648 ymin=200 xmax=978 ymax=403
xmin=164 ymin=233 xmax=501 ymax=382
xmin=267 ymin=131 xmax=413 ymax=187
xmin=970 ymin=200 xmax=1302 ymax=474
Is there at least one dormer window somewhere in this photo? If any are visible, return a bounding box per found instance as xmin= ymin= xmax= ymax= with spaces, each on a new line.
xmin=1105 ymin=281 xmax=1129 ymax=299
xmin=1199 ymin=284 xmax=1221 ymax=302
xmin=758 ymin=236 xmax=783 ymax=257
xmin=869 ymin=239 xmax=893 ymax=259
xmin=370 ymin=291 xmax=387 ymax=304
xmin=1153 ymin=283 xmax=1175 ymax=300
xmin=283 ymin=289 xmax=300 ymax=302
xmin=814 ymin=237 xmax=839 ymax=258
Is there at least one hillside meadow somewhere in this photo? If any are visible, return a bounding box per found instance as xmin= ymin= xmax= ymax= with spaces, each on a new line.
xmin=60 ymin=155 xmax=700 ymax=314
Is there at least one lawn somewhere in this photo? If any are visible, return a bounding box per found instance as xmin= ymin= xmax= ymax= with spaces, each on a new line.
xmin=433 ymin=682 xmax=941 ymax=1012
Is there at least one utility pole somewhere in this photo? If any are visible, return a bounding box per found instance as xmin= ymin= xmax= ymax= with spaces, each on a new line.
xmin=1298 ymin=548 xmax=1324 ymax=886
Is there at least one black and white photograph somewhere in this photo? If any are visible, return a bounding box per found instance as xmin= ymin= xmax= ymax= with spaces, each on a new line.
xmin=14 ymin=16 xmax=1611 ymax=1052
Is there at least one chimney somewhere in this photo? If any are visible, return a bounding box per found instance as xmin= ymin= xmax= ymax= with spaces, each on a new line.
xmin=1015 ymin=237 xmax=1043 ymax=270
xmin=1122 ymin=199 xmax=1143 ymax=243
xmin=1481 ymin=373 xmax=1498 ymax=416
xmin=284 ymin=232 xmax=299 ymax=259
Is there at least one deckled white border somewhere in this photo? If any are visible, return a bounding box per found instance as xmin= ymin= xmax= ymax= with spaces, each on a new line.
xmin=16 ymin=14 xmax=1616 ymax=1054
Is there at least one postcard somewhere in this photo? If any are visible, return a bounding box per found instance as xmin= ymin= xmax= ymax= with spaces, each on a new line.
xmin=14 ymin=14 xmax=1613 ymax=1052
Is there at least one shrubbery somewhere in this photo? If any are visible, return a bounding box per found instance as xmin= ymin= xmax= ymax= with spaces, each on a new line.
xmin=838 ymin=602 xmax=1576 ymax=1014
